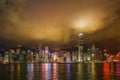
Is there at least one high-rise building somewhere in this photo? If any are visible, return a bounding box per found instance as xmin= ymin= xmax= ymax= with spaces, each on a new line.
xmin=78 ymin=33 xmax=84 ymax=62
xmin=45 ymin=46 xmax=49 ymax=62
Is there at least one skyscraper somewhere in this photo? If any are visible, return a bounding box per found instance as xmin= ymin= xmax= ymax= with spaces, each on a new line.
xmin=78 ymin=33 xmax=84 ymax=62
xmin=45 ymin=46 xmax=49 ymax=62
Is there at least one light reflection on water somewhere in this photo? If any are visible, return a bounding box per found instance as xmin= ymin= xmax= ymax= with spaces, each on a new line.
xmin=10 ymin=63 xmax=14 ymax=80
xmin=17 ymin=63 xmax=20 ymax=80
xmin=103 ymin=62 xmax=110 ymax=80
xmin=27 ymin=63 xmax=34 ymax=80
xmin=1 ymin=62 xmax=120 ymax=80
xmin=116 ymin=63 xmax=120 ymax=79
xmin=52 ymin=63 xmax=58 ymax=80
xmin=67 ymin=63 xmax=70 ymax=79
xmin=91 ymin=62 xmax=95 ymax=80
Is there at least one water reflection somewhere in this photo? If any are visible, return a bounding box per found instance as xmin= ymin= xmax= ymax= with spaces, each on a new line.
xmin=103 ymin=62 xmax=110 ymax=80
xmin=34 ymin=63 xmax=40 ymax=79
xmin=67 ymin=64 xmax=71 ymax=79
xmin=27 ymin=63 xmax=34 ymax=80
xmin=116 ymin=63 xmax=120 ymax=80
xmin=41 ymin=63 xmax=53 ymax=80
xmin=10 ymin=63 xmax=14 ymax=80
xmin=41 ymin=63 xmax=48 ymax=80
xmin=1 ymin=62 xmax=120 ymax=80
xmin=52 ymin=63 xmax=58 ymax=80
xmin=110 ymin=62 xmax=116 ymax=79
xmin=17 ymin=64 xmax=20 ymax=80
xmin=91 ymin=62 xmax=95 ymax=80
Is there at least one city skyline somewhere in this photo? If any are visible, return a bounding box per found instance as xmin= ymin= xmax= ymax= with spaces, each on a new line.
xmin=0 ymin=0 xmax=120 ymax=50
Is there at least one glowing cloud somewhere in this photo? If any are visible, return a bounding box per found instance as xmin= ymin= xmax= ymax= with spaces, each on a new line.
xmin=72 ymin=10 xmax=106 ymax=33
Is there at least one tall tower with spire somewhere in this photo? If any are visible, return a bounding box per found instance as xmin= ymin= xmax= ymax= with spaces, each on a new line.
xmin=78 ymin=33 xmax=84 ymax=62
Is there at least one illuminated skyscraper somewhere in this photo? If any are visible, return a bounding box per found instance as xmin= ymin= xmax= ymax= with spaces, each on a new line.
xmin=45 ymin=46 xmax=49 ymax=62
xmin=78 ymin=33 xmax=84 ymax=62
xmin=38 ymin=43 xmax=44 ymax=62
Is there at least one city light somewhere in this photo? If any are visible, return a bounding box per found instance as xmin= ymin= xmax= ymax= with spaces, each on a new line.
xmin=0 ymin=0 xmax=120 ymax=80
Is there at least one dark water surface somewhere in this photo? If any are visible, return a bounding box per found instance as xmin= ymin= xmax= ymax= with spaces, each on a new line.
xmin=0 ymin=62 xmax=120 ymax=80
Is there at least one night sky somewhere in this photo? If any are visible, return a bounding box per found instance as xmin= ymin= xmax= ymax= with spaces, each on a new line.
xmin=0 ymin=0 xmax=120 ymax=50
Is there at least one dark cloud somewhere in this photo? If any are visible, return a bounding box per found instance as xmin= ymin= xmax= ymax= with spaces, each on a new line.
xmin=0 ymin=0 xmax=120 ymax=49
xmin=86 ymin=7 xmax=120 ymax=50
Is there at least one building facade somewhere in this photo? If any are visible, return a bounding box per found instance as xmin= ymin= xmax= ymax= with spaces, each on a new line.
xmin=78 ymin=33 xmax=84 ymax=62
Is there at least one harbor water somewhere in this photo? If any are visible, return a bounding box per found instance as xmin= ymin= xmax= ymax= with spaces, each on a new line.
xmin=0 ymin=62 xmax=120 ymax=80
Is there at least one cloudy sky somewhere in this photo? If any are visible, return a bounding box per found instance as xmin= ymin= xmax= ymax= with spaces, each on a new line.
xmin=0 ymin=0 xmax=120 ymax=49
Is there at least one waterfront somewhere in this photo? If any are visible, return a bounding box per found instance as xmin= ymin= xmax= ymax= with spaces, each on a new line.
xmin=0 ymin=62 xmax=120 ymax=80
